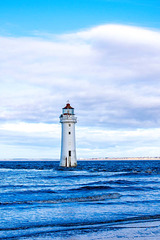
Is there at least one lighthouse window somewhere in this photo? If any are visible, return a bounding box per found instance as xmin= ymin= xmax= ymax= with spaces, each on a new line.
xmin=69 ymin=132 xmax=71 ymax=134
xmin=69 ymin=124 xmax=71 ymax=127
xmin=69 ymin=151 xmax=71 ymax=156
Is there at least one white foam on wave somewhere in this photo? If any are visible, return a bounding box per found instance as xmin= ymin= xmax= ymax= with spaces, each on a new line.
xmin=45 ymin=193 xmax=121 ymax=203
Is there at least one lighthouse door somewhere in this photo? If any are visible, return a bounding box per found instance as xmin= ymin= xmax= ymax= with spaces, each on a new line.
xmin=68 ymin=151 xmax=71 ymax=167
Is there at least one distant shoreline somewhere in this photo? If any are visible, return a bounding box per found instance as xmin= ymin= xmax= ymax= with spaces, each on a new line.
xmin=0 ymin=157 xmax=160 ymax=161
xmin=79 ymin=157 xmax=160 ymax=161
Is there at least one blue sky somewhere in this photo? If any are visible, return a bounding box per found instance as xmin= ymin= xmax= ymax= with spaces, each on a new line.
xmin=0 ymin=0 xmax=160 ymax=159
xmin=1 ymin=0 xmax=160 ymax=36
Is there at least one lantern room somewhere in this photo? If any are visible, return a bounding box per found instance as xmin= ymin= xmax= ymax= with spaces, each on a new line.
xmin=62 ymin=103 xmax=74 ymax=115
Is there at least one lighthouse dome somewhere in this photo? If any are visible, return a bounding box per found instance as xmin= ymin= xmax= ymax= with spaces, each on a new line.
xmin=63 ymin=103 xmax=74 ymax=115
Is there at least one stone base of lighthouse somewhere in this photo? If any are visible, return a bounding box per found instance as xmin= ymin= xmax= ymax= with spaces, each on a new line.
xmin=60 ymin=151 xmax=77 ymax=167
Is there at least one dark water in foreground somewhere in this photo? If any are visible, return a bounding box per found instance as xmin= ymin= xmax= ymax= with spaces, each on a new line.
xmin=0 ymin=160 xmax=160 ymax=240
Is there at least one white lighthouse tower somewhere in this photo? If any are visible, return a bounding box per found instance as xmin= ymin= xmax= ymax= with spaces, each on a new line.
xmin=59 ymin=102 xmax=77 ymax=167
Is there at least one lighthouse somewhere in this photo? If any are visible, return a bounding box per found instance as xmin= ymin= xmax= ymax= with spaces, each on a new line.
xmin=59 ymin=102 xmax=77 ymax=167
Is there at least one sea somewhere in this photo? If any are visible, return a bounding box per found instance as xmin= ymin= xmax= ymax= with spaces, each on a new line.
xmin=0 ymin=160 xmax=160 ymax=240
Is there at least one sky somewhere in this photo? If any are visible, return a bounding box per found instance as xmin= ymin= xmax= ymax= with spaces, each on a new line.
xmin=0 ymin=0 xmax=160 ymax=159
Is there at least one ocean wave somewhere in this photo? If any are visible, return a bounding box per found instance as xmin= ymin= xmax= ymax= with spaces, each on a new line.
xmin=72 ymin=185 xmax=112 ymax=191
xmin=44 ymin=174 xmax=93 ymax=180
xmin=1 ymin=213 xmax=160 ymax=235
xmin=0 ymin=189 xmax=57 ymax=195
xmin=0 ymin=168 xmax=52 ymax=173
xmin=111 ymin=171 xmax=158 ymax=178
xmin=14 ymin=189 xmax=56 ymax=194
xmin=0 ymin=193 xmax=121 ymax=206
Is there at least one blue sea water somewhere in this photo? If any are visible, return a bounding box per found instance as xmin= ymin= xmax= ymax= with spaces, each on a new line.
xmin=0 ymin=160 xmax=160 ymax=240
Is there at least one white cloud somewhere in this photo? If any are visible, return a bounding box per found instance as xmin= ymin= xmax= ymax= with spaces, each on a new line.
xmin=0 ymin=122 xmax=60 ymax=135
xmin=0 ymin=24 xmax=160 ymax=158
